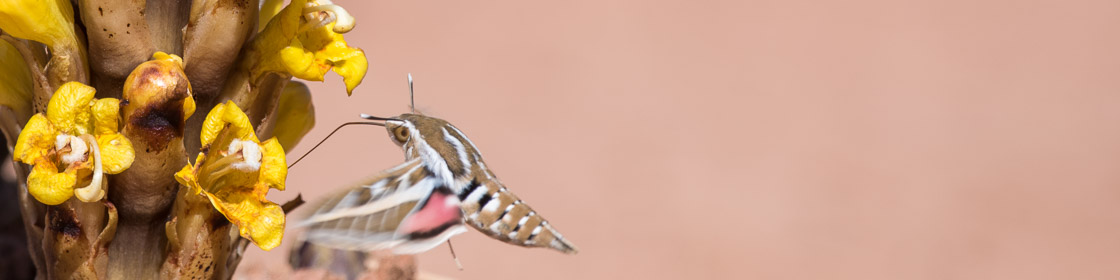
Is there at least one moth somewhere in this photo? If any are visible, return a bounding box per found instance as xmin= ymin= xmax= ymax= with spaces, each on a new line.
xmin=289 ymin=76 xmax=577 ymax=269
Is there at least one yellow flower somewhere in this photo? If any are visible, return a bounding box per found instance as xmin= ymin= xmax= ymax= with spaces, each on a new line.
xmin=0 ymin=0 xmax=79 ymax=49
xmin=11 ymin=82 xmax=135 ymax=205
xmin=174 ymin=101 xmax=288 ymax=250
xmin=0 ymin=0 xmax=86 ymax=85
xmin=252 ymin=0 xmax=367 ymax=95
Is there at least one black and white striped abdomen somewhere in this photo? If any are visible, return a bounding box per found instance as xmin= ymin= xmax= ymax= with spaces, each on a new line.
xmin=457 ymin=179 xmax=578 ymax=254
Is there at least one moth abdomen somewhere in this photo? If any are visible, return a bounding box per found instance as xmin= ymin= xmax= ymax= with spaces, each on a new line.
xmin=460 ymin=184 xmax=579 ymax=254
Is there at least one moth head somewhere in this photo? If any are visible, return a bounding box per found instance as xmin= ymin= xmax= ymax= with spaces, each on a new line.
xmin=361 ymin=113 xmax=451 ymax=147
xmin=361 ymin=113 xmax=473 ymax=176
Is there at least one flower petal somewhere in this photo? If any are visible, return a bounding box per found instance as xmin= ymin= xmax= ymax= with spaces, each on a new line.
xmin=280 ymin=44 xmax=325 ymax=81
xmin=27 ymin=161 xmax=77 ymax=205
xmin=12 ymin=114 xmax=56 ymax=164
xmin=258 ymin=138 xmax=287 ymax=191
xmin=91 ymin=98 xmax=121 ymax=135
xmin=198 ymin=102 xmax=228 ymax=147
xmin=0 ymin=0 xmax=78 ymax=48
xmin=246 ymin=202 xmax=285 ymax=250
xmin=96 ymin=133 xmax=134 ymax=174
xmin=200 ymin=101 xmax=257 ymax=147
xmin=331 ymin=46 xmax=367 ymax=95
xmin=201 ymin=188 xmax=285 ymax=250
xmin=46 ymin=82 xmax=96 ymax=135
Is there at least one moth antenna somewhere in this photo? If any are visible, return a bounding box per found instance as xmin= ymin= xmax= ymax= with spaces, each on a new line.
xmin=408 ymin=73 xmax=415 ymax=113
xmin=287 ymin=121 xmax=386 ymax=169
xmin=447 ymin=240 xmax=463 ymax=270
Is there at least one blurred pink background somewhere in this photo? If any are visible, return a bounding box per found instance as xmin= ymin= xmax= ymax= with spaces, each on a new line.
xmin=239 ymin=0 xmax=1120 ymax=279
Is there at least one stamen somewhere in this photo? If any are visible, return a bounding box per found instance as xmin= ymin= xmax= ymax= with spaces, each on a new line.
xmin=198 ymin=139 xmax=264 ymax=190
xmin=75 ymin=135 xmax=105 ymax=202
xmin=202 ymin=155 xmax=243 ymax=189
xmin=56 ymin=134 xmax=88 ymax=165
xmin=228 ymin=139 xmax=262 ymax=171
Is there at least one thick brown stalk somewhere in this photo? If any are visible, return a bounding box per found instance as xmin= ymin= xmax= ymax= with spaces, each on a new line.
xmin=77 ymin=0 xmax=156 ymax=97
xmin=160 ymin=186 xmax=232 ymax=279
xmin=108 ymin=55 xmax=193 ymax=279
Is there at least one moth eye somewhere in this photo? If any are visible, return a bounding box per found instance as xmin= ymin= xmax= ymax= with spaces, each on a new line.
xmin=394 ymin=127 xmax=410 ymax=142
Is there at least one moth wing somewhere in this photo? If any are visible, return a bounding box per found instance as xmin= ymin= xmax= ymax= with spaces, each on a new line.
xmin=296 ymin=159 xmax=467 ymax=255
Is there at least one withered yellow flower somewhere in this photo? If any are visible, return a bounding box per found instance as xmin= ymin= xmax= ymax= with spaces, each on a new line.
xmin=174 ymin=101 xmax=288 ymax=250
xmin=253 ymin=0 xmax=367 ymax=94
xmin=11 ymin=82 xmax=135 ymax=205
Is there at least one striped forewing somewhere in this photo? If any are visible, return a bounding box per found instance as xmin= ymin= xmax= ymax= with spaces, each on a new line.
xmin=298 ymin=158 xmax=467 ymax=254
